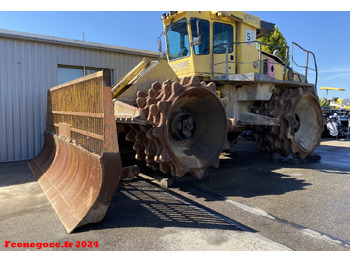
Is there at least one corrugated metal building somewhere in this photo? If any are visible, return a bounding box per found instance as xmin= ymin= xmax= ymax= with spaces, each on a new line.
xmin=0 ymin=29 xmax=159 ymax=163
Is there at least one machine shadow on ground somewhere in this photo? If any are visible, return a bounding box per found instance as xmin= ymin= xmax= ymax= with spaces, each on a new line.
xmin=171 ymin=138 xmax=350 ymax=202
xmin=75 ymin=179 xmax=251 ymax=233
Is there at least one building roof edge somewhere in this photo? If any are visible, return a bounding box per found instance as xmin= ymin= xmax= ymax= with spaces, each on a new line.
xmin=0 ymin=28 xmax=160 ymax=57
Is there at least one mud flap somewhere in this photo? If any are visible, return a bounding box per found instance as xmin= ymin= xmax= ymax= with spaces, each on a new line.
xmin=29 ymin=71 xmax=122 ymax=233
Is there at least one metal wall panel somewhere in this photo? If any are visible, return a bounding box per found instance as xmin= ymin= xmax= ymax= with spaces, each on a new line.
xmin=0 ymin=36 xmax=158 ymax=162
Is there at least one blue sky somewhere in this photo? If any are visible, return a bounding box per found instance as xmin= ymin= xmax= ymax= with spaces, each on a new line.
xmin=1 ymin=5 xmax=350 ymax=99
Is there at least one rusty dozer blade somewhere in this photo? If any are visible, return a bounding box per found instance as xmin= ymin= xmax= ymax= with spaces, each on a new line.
xmin=29 ymin=70 xmax=122 ymax=233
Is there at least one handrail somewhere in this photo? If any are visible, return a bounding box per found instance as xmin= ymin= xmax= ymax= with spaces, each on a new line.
xmin=211 ymin=40 xmax=289 ymax=80
xmin=211 ymin=40 xmax=318 ymax=89
xmin=291 ymin=42 xmax=318 ymax=88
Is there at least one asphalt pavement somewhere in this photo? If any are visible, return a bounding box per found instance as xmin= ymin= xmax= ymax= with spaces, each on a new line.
xmin=0 ymin=160 xmax=289 ymax=251
xmin=1 ymin=137 xmax=350 ymax=251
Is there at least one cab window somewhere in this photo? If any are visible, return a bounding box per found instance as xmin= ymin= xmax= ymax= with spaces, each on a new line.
xmin=213 ymin=22 xmax=233 ymax=54
xmin=165 ymin=18 xmax=190 ymax=61
xmin=190 ymin=18 xmax=210 ymax=55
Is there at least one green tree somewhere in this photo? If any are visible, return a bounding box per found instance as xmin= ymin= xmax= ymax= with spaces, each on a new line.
xmin=258 ymin=26 xmax=289 ymax=64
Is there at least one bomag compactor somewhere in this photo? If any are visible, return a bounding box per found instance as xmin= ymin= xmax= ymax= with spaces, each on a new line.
xmin=30 ymin=11 xmax=323 ymax=232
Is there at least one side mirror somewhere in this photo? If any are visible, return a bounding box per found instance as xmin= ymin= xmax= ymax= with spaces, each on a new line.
xmin=192 ymin=19 xmax=202 ymax=46
xmin=158 ymin=38 xmax=162 ymax=53
xmin=196 ymin=18 xmax=202 ymax=36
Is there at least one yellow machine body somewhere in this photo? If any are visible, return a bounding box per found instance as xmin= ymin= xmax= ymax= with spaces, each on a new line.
xmin=161 ymin=11 xmax=286 ymax=81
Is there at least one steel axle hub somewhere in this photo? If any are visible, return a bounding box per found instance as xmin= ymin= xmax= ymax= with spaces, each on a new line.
xmin=170 ymin=112 xmax=197 ymax=141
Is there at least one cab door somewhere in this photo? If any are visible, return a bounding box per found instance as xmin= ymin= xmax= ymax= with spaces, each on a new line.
xmin=189 ymin=17 xmax=212 ymax=77
xmin=212 ymin=21 xmax=236 ymax=76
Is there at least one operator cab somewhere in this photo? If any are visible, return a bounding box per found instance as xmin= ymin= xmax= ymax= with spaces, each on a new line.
xmin=162 ymin=11 xmax=274 ymax=81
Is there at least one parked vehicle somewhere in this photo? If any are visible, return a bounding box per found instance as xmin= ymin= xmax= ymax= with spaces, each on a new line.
xmin=322 ymin=108 xmax=350 ymax=138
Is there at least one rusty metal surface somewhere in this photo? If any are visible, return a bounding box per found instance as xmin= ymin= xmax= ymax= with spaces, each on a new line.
xmin=252 ymin=87 xmax=323 ymax=158
xmin=46 ymin=72 xmax=105 ymax=154
xmin=29 ymin=71 xmax=123 ymax=233
xmin=29 ymin=133 xmax=122 ymax=233
xmin=121 ymin=165 xmax=140 ymax=179
xmin=126 ymin=76 xmax=228 ymax=179
xmin=113 ymin=100 xmax=147 ymax=125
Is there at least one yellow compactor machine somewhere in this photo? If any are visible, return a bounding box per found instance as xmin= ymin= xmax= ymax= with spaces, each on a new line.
xmin=30 ymin=11 xmax=323 ymax=232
